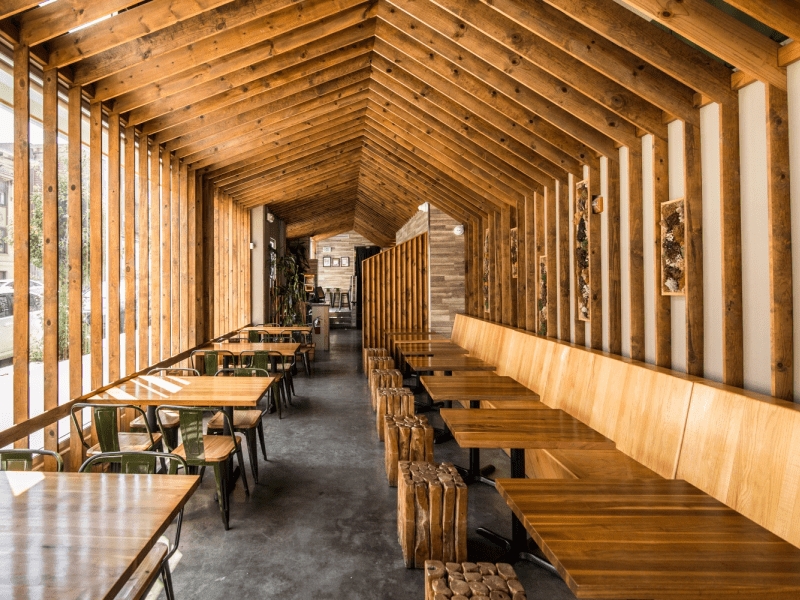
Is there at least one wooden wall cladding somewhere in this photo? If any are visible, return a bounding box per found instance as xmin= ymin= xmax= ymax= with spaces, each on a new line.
xmin=574 ymin=180 xmax=590 ymax=322
xmin=362 ymin=233 xmax=429 ymax=348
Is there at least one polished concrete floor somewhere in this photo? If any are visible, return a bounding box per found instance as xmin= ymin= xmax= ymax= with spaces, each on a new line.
xmin=165 ymin=329 xmax=578 ymax=599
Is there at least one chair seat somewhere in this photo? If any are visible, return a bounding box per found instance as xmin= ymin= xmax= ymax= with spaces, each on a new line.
xmin=87 ymin=432 xmax=162 ymax=456
xmin=171 ymin=435 xmax=240 ymax=462
xmin=114 ymin=541 xmax=168 ymax=600
xmin=206 ymin=409 xmax=262 ymax=430
xmin=131 ymin=411 xmax=179 ymax=429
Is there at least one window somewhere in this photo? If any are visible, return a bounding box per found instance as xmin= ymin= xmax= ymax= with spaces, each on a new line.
xmin=0 ymin=191 xmax=5 ymax=205
xmin=0 ymin=227 xmax=6 ymax=254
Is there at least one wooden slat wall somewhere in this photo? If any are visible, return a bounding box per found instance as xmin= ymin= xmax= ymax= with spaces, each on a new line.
xmin=362 ymin=232 xmax=429 ymax=348
xmin=2 ymin=53 xmax=249 ymax=468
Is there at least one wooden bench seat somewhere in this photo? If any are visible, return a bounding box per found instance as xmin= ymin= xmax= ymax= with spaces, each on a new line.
xmin=526 ymin=448 xmax=661 ymax=479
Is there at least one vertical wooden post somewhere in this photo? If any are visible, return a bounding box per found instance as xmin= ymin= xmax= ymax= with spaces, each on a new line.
xmin=546 ymin=187 xmax=557 ymax=338
xmin=161 ymin=153 xmax=171 ymax=357
xmin=607 ymin=157 xmax=622 ymax=355
xmin=13 ymin=45 xmax=30 ymax=448
xmin=588 ymin=158 xmax=602 ymax=351
xmin=765 ymin=85 xmax=793 ymax=401
xmin=558 ymin=180 xmax=570 ymax=342
xmin=124 ymin=126 xmax=136 ymax=375
xmin=629 ymin=147 xmax=645 ymax=362
xmin=653 ymin=136 xmax=671 ymax=368
xmin=89 ymin=101 xmax=103 ymax=390
xmin=171 ymin=155 xmax=180 ymax=357
xmin=500 ymin=206 xmax=512 ymax=326
xmin=107 ymin=113 xmax=120 ymax=382
xmin=42 ymin=68 xmax=58 ymax=468
xmin=516 ymin=202 xmax=527 ymax=329
xmin=534 ymin=192 xmax=545 ymax=335
xmin=181 ymin=163 xmax=190 ymax=352
xmin=684 ymin=122 xmax=704 ymax=377
xmin=138 ymin=137 xmax=150 ymax=368
xmin=149 ymin=143 xmax=161 ymax=362
xmin=68 ymin=84 xmax=84 ymax=469
xmin=524 ymin=198 xmax=536 ymax=332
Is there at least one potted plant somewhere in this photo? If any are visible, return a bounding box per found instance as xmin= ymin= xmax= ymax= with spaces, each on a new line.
xmin=271 ymin=240 xmax=309 ymax=326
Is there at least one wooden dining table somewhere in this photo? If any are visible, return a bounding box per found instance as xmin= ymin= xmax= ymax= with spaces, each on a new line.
xmin=207 ymin=342 xmax=300 ymax=356
xmin=440 ymin=408 xmax=614 ymax=568
xmin=495 ymin=478 xmax=800 ymax=599
xmin=239 ymin=325 xmax=312 ymax=335
xmin=0 ymin=471 xmax=199 ymax=600
xmin=406 ymin=354 xmax=497 ymax=374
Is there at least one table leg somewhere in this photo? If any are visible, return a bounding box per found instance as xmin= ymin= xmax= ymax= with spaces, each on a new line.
xmin=476 ymin=448 xmax=558 ymax=574
xmin=453 ymin=401 xmax=496 ymax=486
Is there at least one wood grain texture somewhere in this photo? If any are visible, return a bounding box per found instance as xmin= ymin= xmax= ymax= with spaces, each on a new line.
xmin=628 ymin=148 xmax=645 ymax=362
xmin=89 ymin=102 xmax=104 ymax=391
xmin=496 ymin=478 xmax=800 ymax=599
xmin=683 ymin=122 xmax=703 ymax=377
xmin=652 ymin=136 xmax=671 ymax=368
xmin=606 ymin=158 xmax=621 ymax=355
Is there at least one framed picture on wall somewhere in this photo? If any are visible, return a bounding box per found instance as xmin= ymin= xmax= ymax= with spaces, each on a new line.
xmin=332 ymin=258 xmax=341 ymax=267
xmin=322 ymin=256 xmax=331 ymax=267
xmin=341 ymin=256 xmax=350 ymax=267
xmin=322 ymin=246 xmax=332 ymax=253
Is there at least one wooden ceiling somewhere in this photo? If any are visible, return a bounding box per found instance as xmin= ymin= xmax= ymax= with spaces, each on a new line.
xmin=1 ymin=0 xmax=795 ymax=245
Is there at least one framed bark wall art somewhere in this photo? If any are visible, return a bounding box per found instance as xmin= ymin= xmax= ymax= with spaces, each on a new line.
xmin=483 ymin=228 xmax=490 ymax=313
xmin=539 ymin=255 xmax=547 ymax=336
xmin=574 ymin=179 xmax=591 ymax=321
xmin=661 ymin=197 xmax=686 ymax=295
xmin=510 ymin=227 xmax=518 ymax=279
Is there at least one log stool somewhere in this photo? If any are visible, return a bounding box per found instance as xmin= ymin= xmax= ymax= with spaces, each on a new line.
xmin=385 ymin=417 xmax=435 ymax=486
xmin=367 ymin=355 xmax=394 ymax=377
xmin=369 ymin=367 xmax=402 ymax=411
xmin=398 ymin=462 xmax=468 ymax=568
xmin=362 ymin=347 xmax=388 ymax=374
xmin=424 ymin=560 xmax=526 ymax=600
xmin=376 ymin=387 xmax=415 ymax=441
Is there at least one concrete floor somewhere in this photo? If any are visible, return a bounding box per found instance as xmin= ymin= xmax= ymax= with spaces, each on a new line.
xmin=166 ymin=329 xmax=580 ymax=599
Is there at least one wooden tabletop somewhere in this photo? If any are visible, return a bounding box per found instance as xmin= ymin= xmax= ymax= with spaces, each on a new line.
xmin=440 ymin=409 xmax=615 ymax=450
xmin=399 ymin=342 xmax=469 ymax=357
xmin=406 ymin=355 xmax=497 ymax=373
xmin=392 ymin=338 xmax=459 ymax=346
xmin=421 ymin=375 xmax=541 ymax=402
xmin=495 ymin=478 xmax=800 ymax=599
xmin=206 ymin=342 xmax=300 ymax=356
xmin=0 ymin=472 xmax=200 ymax=600
xmin=239 ymin=325 xmax=311 ymax=334
xmin=90 ymin=375 xmax=272 ymax=407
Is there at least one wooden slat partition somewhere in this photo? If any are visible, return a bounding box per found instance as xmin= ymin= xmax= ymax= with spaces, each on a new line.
xmin=362 ymin=232 xmax=429 ymax=348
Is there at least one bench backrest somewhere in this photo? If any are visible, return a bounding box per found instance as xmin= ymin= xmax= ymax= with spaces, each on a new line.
xmin=676 ymin=382 xmax=800 ymax=548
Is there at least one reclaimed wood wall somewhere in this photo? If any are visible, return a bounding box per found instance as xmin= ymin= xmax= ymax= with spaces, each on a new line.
xmin=362 ymin=232 xmax=428 ymax=348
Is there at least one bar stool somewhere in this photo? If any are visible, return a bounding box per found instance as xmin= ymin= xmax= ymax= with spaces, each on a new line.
xmin=340 ymin=291 xmax=350 ymax=308
xmin=332 ymin=289 xmax=341 ymax=308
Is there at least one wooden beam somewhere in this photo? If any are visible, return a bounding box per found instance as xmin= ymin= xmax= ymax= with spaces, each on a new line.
xmin=138 ymin=136 xmax=150 ymax=368
xmin=765 ymin=84 xmax=793 ymax=401
xmin=161 ymin=152 xmax=171 ymax=359
xmin=628 ymin=148 xmax=645 ymax=362
xmin=607 ymin=157 xmax=622 ymax=355
xmin=722 ymin=1 xmax=800 ymax=48
xmin=180 ymin=162 xmax=190 ymax=355
xmin=683 ymin=121 xmax=703 ymax=377
xmin=89 ymin=101 xmax=103 ymax=390
xmin=171 ymin=155 xmax=181 ymax=358
xmin=589 ymin=159 xmax=602 ymax=350
xmin=621 ymin=0 xmax=785 ymax=91
xmin=500 ymin=206 xmax=512 ymax=325
xmin=124 ymin=126 xmax=136 ymax=375
xmin=652 ymin=136 xmax=671 ymax=368
xmin=108 ymin=114 xmax=121 ymax=382
xmin=545 ymin=187 xmax=557 ymax=338
xmin=558 ymin=182 xmax=570 ymax=341
xmin=0 ymin=1 xmax=40 ymax=20
xmin=149 ymin=144 xmax=161 ymax=362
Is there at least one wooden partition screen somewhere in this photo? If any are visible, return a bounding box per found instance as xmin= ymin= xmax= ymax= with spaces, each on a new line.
xmin=362 ymin=233 xmax=429 ymax=348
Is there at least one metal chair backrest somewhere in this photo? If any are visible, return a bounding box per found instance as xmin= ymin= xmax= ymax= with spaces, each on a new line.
xmin=156 ymin=405 xmax=237 ymax=464
xmin=70 ymin=403 xmax=155 ymax=452
xmin=240 ymin=350 xmax=271 ymax=372
xmin=215 ymin=367 xmax=270 ymax=378
xmin=0 ymin=448 xmax=63 ymax=472
xmin=79 ymin=451 xmax=187 ymax=475
xmin=278 ymin=330 xmax=293 ymax=342
xmin=190 ymin=350 xmax=233 ymax=376
xmin=147 ymin=367 xmax=200 ymax=377
xmin=248 ymin=329 xmax=267 ymax=343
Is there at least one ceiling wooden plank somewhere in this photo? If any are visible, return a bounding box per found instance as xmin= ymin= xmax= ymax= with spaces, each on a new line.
xmin=712 ymin=0 xmax=800 ymax=50
xmin=619 ymin=0 xmax=785 ymax=90
xmin=0 ymin=1 xmax=40 ymax=21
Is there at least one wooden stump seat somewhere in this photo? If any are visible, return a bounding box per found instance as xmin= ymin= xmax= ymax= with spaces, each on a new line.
xmin=362 ymin=347 xmax=388 ymax=374
xmin=424 ymin=560 xmax=525 ymax=600
xmin=369 ymin=368 xmax=402 ymax=411
xmin=397 ymin=462 xmax=467 ymax=569
xmin=376 ymin=387 xmax=415 ymax=440
xmin=384 ymin=415 xmax=434 ymax=486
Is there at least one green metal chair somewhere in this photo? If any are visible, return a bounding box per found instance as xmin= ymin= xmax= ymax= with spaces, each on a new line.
xmin=191 ymin=349 xmax=235 ymax=374
xmin=270 ymin=348 xmax=297 ymax=400
xmin=79 ymin=451 xmax=188 ymax=600
xmin=70 ymin=403 xmax=161 ymax=466
xmin=156 ymin=405 xmax=249 ymax=530
xmin=241 ymin=350 xmax=289 ymax=418
xmin=129 ymin=368 xmax=201 ymax=449
xmin=248 ymin=329 xmax=268 ymax=343
xmin=292 ymin=329 xmax=313 ymax=377
xmin=0 ymin=448 xmax=63 ymax=472
xmin=209 ymin=367 xmax=274 ymax=483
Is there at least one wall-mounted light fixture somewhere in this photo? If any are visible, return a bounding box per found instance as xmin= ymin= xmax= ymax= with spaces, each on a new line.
xmin=250 ymin=242 xmax=255 ymax=250
xmin=453 ymin=224 xmax=464 ymax=236
xmin=266 ymin=212 xmax=275 ymax=223
xmin=418 ymin=202 xmax=429 ymax=212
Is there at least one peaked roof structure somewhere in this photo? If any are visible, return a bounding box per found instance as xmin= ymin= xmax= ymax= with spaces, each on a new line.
xmin=0 ymin=0 xmax=793 ymax=246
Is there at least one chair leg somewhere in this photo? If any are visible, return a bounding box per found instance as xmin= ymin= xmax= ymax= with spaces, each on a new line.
xmin=236 ymin=443 xmax=250 ymax=496
xmin=161 ymin=559 xmax=175 ymax=600
xmin=245 ymin=428 xmax=258 ymax=484
xmin=257 ymin=421 xmax=267 ymax=460
xmin=213 ymin=463 xmax=229 ymax=530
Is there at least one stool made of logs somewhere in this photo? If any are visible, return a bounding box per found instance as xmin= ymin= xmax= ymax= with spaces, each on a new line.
xmin=385 ymin=417 xmax=434 ymax=486
xmin=362 ymin=347 xmax=388 ymax=374
xmin=424 ymin=560 xmax=525 ymax=600
xmin=369 ymin=368 xmax=402 ymax=411
xmin=376 ymin=387 xmax=415 ymax=441
xmin=367 ymin=355 xmax=394 ymax=377
xmin=398 ymin=462 xmax=468 ymax=569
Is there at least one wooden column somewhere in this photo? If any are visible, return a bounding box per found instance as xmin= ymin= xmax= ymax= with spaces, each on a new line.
xmin=534 ymin=192 xmax=545 ymax=336
xmin=123 ymin=127 xmax=136 ymax=375
xmin=558 ymin=180 xmax=570 ymax=342
xmin=180 ymin=163 xmax=189 ymax=353
xmin=608 ymin=157 xmax=622 ymax=355
xmin=765 ymin=85 xmax=793 ymax=401
xmin=516 ymin=200 xmax=527 ymax=330
xmin=684 ymin=122 xmax=704 ymax=377
xmin=170 ymin=155 xmax=180 ymax=357
xmin=13 ymin=45 xmax=30 ymax=448
xmin=488 ymin=211 xmax=498 ymax=323
xmin=149 ymin=144 xmax=161 ymax=362
xmin=500 ymin=206 xmax=512 ymax=326
xmin=107 ymin=113 xmax=121 ymax=382
xmin=89 ymin=101 xmax=103 ymax=390
xmin=589 ymin=158 xmax=602 ymax=351
xmin=161 ymin=153 xmax=171 ymax=358
xmin=524 ymin=197 xmax=536 ymax=332
xmin=546 ymin=187 xmax=557 ymax=338
xmin=42 ymin=68 xmax=58 ymax=468
xmin=137 ymin=137 xmax=150 ymax=368
xmin=653 ymin=136 xmax=671 ymax=368
xmin=629 ymin=147 xmax=645 ymax=362
xmin=719 ymin=100 xmax=744 ymax=387
xmin=68 ymin=84 xmax=83 ymax=469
